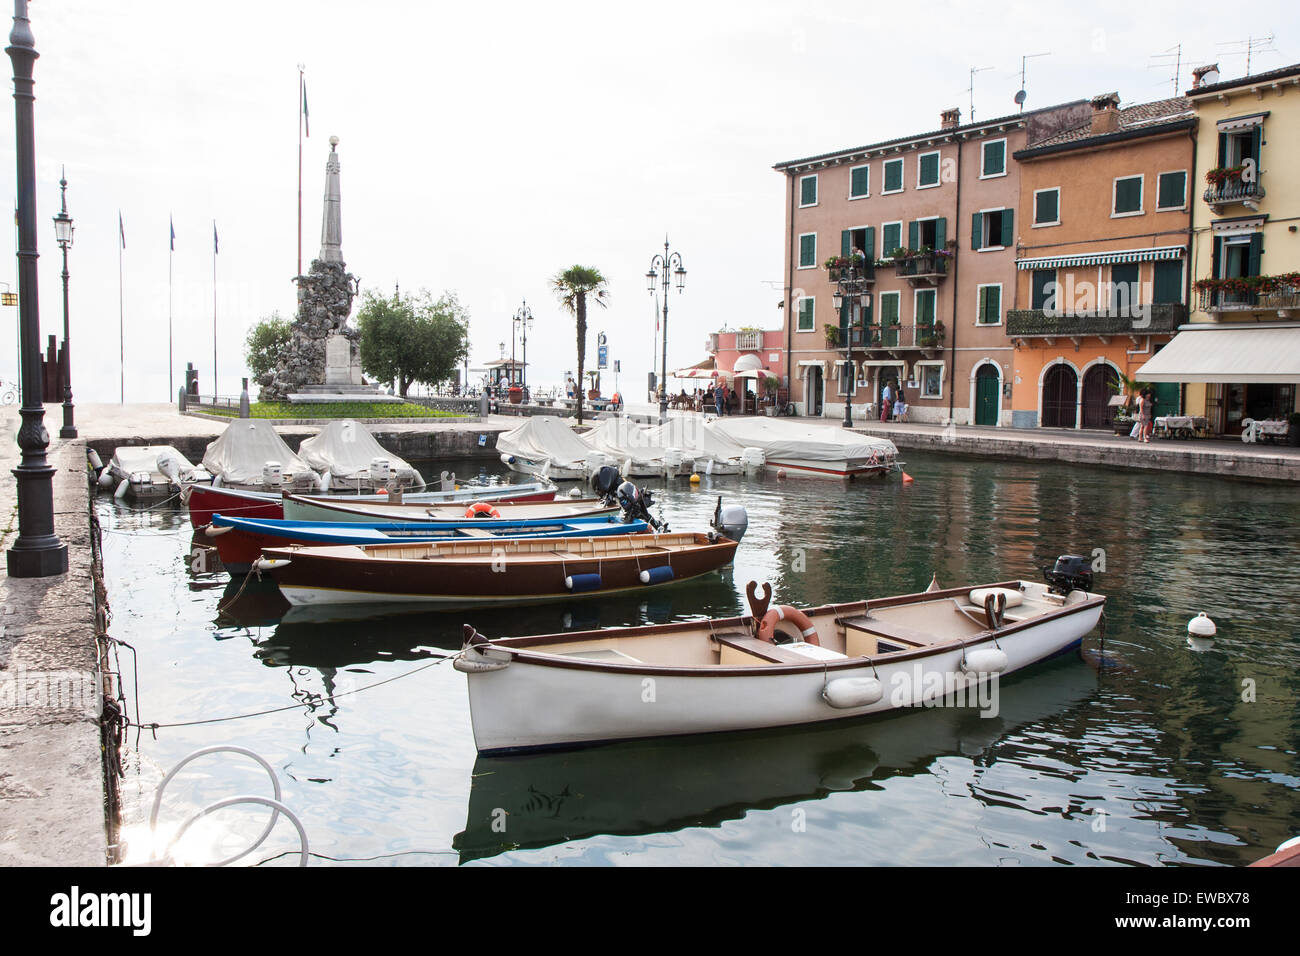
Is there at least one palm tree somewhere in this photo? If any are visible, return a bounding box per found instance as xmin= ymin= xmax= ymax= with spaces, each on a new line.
xmin=552 ymin=265 xmax=609 ymax=425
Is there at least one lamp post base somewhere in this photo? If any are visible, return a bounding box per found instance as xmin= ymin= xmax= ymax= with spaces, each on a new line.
xmin=59 ymin=400 xmax=76 ymax=439
xmin=6 ymin=540 xmax=69 ymax=577
xmin=6 ymin=461 xmax=69 ymax=577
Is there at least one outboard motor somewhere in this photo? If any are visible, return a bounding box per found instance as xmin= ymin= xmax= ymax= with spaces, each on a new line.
xmin=617 ymin=480 xmax=668 ymax=532
xmin=590 ymin=464 xmax=624 ymax=505
xmin=1043 ymin=554 xmax=1093 ymax=596
xmin=710 ymin=496 xmax=749 ymax=543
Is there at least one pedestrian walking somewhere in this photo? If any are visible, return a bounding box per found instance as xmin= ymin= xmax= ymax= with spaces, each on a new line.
xmin=881 ymin=380 xmax=894 ymax=423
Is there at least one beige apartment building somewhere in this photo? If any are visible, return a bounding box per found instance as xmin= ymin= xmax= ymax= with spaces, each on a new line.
xmin=774 ymin=100 xmax=1089 ymax=424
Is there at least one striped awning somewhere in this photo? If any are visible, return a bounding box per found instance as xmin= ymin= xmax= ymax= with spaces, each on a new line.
xmin=1137 ymin=323 xmax=1300 ymax=384
xmin=1017 ymin=245 xmax=1184 ymax=271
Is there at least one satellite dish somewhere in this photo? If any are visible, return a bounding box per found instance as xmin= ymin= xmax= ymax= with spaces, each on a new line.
xmin=1014 ymin=90 xmax=1027 ymax=105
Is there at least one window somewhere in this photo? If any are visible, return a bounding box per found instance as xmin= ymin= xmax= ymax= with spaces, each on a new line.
xmin=881 ymin=221 xmax=903 ymax=258
xmin=981 ymin=139 xmax=1006 ymax=178
xmin=1034 ymin=188 xmax=1060 ymax=226
xmin=917 ymin=151 xmax=940 ymax=188
xmin=1031 ymin=269 xmax=1057 ymax=311
xmin=798 ymin=233 xmax=816 ymax=269
xmin=1113 ymin=175 xmax=1143 ymax=216
xmin=799 ymin=174 xmax=818 ymax=207
xmin=1110 ymin=264 xmax=1140 ymax=316
xmin=977 ymin=284 xmax=1002 ymax=324
xmin=883 ymin=158 xmax=904 ymax=194
xmin=841 ymin=226 xmax=875 ymax=262
xmin=914 ymin=289 xmax=937 ymax=327
xmin=1157 ymin=171 xmax=1186 ymax=210
xmin=971 ymin=208 xmax=1013 ymax=250
xmin=796 ymin=296 xmax=815 ymax=332
xmin=850 ymin=165 xmax=869 ymax=199
xmin=1218 ymin=125 xmax=1261 ymax=168
xmin=878 ymin=291 xmax=900 ymax=328
xmin=837 ymin=361 xmax=857 ymax=397
xmin=907 ymin=217 xmax=947 ymax=251
xmin=1152 ymin=260 xmax=1183 ymax=304
xmin=920 ymin=362 xmax=944 ymax=398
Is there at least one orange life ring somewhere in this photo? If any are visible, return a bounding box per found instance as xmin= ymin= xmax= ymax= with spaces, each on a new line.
xmin=757 ymin=605 xmax=820 ymax=645
xmin=465 ymin=501 xmax=501 ymax=519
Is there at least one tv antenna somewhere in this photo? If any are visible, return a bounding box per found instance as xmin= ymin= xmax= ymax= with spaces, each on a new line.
xmin=1216 ymin=33 xmax=1276 ymax=76
xmin=1015 ymin=52 xmax=1050 ymax=112
xmin=1148 ymin=43 xmax=1187 ymax=96
xmin=967 ymin=66 xmax=993 ymax=122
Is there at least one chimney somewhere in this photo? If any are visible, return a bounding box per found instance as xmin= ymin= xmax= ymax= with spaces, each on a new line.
xmin=940 ymin=107 xmax=961 ymax=130
xmin=1089 ymin=93 xmax=1121 ymax=135
xmin=1191 ymin=63 xmax=1221 ymax=89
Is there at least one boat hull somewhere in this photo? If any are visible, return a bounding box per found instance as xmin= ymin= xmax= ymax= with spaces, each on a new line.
xmin=281 ymin=494 xmax=614 ymax=524
xmin=459 ymin=590 xmax=1102 ymax=754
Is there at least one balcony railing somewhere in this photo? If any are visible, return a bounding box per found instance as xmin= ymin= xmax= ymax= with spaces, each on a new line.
xmin=839 ymin=323 xmax=946 ymax=350
xmin=735 ymin=330 xmax=763 ymax=351
xmin=1203 ymin=175 xmax=1265 ymax=208
xmin=893 ymin=252 xmax=950 ymax=282
xmin=1005 ymin=303 xmax=1184 ymax=337
xmin=826 ymin=261 xmax=876 ymax=284
xmin=1197 ymin=285 xmax=1300 ymax=314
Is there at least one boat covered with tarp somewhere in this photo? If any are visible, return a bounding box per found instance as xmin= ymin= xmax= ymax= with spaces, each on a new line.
xmin=642 ymin=418 xmax=748 ymax=475
xmin=105 ymin=445 xmax=212 ymax=499
xmin=202 ymin=420 xmax=320 ymax=492
xmin=497 ymin=416 xmax=596 ymax=479
xmin=296 ymin=420 xmax=425 ymax=492
xmin=581 ymin=418 xmax=689 ymax=478
xmin=709 ymin=417 xmax=898 ymax=478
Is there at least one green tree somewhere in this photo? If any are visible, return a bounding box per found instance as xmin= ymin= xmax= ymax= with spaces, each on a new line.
xmin=244 ymin=312 xmax=292 ymax=381
xmin=356 ymin=289 xmax=469 ymax=396
xmin=552 ymin=265 xmax=609 ymax=424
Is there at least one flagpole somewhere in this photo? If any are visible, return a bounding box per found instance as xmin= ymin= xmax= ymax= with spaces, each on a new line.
xmin=297 ymin=63 xmax=304 ymax=277
xmin=168 ymin=215 xmax=174 ymax=400
xmin=212 ymin=220 xmax=218 ymax=399
xmin=118 ymin=211 xmax=124 ymax=404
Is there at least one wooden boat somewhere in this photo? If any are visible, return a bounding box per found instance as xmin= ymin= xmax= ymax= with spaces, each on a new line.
xmin=255 ymin=532 xmax=739 ymax=608
xmin=281 ymin=491 xmax=614 ymax=524
xmin=184 ymin=478 xmax=558 ymax=528
xmin=205 ymin=513 xmax=650 ymax=574
xmin=454 ymin=575 xmax=1106 ymax=754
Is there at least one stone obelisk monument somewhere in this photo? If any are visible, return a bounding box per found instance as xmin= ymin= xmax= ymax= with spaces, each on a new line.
xmin=260 ymin=136 xmax=379 ymax=401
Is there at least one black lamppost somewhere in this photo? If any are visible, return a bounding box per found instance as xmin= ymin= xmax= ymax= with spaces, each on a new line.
xmin=6 ymin=0 xmax=67 ymax=577
xmin=646 ymin=237 xmax=686 ymax=424
xmin=831 ymin=256 xmax=872 ymax=428
xmin=512 ymin=299 xmax=533 ymax=393
xmin=53 ymin=167 xmax=74 ymax=438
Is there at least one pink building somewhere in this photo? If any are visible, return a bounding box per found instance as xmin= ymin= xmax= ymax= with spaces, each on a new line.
xmin=677 ymin=327 xmax=787 ymax=413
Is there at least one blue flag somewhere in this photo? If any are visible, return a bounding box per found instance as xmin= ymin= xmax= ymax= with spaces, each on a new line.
xmin=119 ymin=211 xmax=125 ymax=249
xmin=169 ymin=215 xmax=175 ymax=251
xmin=213 ymin=220 xmax=218 ymax=255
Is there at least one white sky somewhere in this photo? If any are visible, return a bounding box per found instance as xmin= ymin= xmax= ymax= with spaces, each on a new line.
xmin=1 ymin=0 xmax=1296 ymax=403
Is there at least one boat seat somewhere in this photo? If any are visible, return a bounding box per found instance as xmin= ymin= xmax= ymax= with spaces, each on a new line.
xmin=712 ymin=632 xmax=819 ymax=665
xmin=952 ymin=600 xmax=1031 ymax=629
xmin=837 ymin=615 xmax=932 ymax=647
xmin=456 ymin=527 xmax=496 ymax=539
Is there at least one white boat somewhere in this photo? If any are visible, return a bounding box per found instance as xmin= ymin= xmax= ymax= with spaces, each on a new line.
xmin=455 ymin=574 xmax=1105 ymax=754
xmin=709 ymin=417 xmax=897 ymax=479
xmin=104 ymin=445 xmax=212 ymax=499
xmin=581 ymin=418 xmax=690 ymax=478
xmin=202 ymin=420 xmax=321 ymax=492
xmin=297 ymin=420 xmax=426 ymax=492
xmin=497 ymin=416 xmax=597 ymax=480
xmin=642 ymin=418 xmax=747 ymax=476
xmin=281 ymin=491 xmax=615 ymax=523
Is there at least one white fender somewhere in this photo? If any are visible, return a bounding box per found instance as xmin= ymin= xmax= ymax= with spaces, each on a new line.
xmin=212 ymin=474 xmax=223 ymax=488
xmin=114 ymin=478 xmax=130 ymax=499
xmin=87 ymin=449 xmax=104 ymax=471
xmin=319 ymin=470 xmax=332 ymax=493
xmin=962 ymin=647 xmax=1008 ymax=675
xmin=823 ymin=677 xmax=884 ymax=709
xmin=252 ymin=557 xmax=291 ymax=571
xmin=97 ymin=469 xmax=115 ymax=489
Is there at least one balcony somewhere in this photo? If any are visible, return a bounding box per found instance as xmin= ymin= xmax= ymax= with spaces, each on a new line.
xmin=893 ymin=251 xmax=950 ymax=286
xmin=1197 ymin=284 xmax=1300 ymax=318
xmin=1203 ymin=171 xmax=1265 ymax=213
xmin=835 ymin=323 xmax=946 ymax=357
xmin=735 ymin=329 xmax=763 ymax=351
xmin=826 ymin=260 xmax=875 ymax=284
xmin=1005 ymin=304 xmax=1184 ymax=344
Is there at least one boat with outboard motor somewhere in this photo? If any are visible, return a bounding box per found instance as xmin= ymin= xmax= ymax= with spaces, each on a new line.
xmin=454 ymin=559 xmax=1104 ymax=754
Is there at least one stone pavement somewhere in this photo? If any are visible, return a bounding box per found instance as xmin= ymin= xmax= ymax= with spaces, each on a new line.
xmin=0 ymin=404 xmax=108 ymax=866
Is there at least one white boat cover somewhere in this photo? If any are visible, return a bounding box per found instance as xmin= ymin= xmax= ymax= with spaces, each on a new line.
xmin=297 ymin=420 xmax=423 ymax=487
xmin=643 ymin=418 xmax=746 ymax=468
xmin=709 ymin=417 xmax=897 ymax=463
xmin=202 ymin=420 xmax=316 ymax=486
xmin=581 ymin=419 xmax=680 ymax=470
xmin=497 ymin=416 xmax=593 ymax=470
xmin=110 ymin=445 xmax=210 ymax=483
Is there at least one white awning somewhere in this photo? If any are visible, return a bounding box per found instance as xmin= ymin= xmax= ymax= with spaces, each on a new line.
xmin=1137 ymin=324 xmax=1300 ymax=383
xmin=1017 ymin=245 xmax=1184 ymax=271
xmin=733 ymin=353 xmax=764 ymax=373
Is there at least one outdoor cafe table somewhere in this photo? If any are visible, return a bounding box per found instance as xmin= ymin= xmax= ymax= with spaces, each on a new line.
xmin=1154 ymin=415 xmax=1208 ymax=439
xmin=1241 ymin=418 xmax=1289 ymax=443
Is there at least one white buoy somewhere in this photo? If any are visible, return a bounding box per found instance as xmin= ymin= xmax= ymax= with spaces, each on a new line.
xmin=1187 ymin=612 xmax=1217 ymax=652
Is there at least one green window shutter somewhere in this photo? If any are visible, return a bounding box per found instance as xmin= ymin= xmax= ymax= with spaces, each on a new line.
xmin=884 ymin=160 xmax=902 ymax=192
xmin=1248 ymin=233 xmax=1262 ymax=276
xmin=883 ymin=223 xmax=901 ymax=256
xmin=1211 ymin=236 xmax=1222 ymax=278
xmin=908 ymin=220 xmax=919 ymax=250
xmin=919 ymin=153 xmax=939 ymax=186
xmin=1217 ymin=132 xmax=1228 ymax=167
xmin=1032 ymin=270 xmax=1056 ymax=310
xmin=801 ymin=176 xmax=817 ymax=205
xmin=1000 ymin=208 xmax=1014 ymax=248
xmin=840 ymin=298 xmax=850 ymax=330
xmin=971 ymin=212 xmax=983 ymax=251
xmin=862 ymin=296 xmax=873 ymax=326
xmin=799 ymin=234 xmax=816 ymax=267
xmin=1152 ymin=260 xmax=1183 ymax=304
xmin=1036 ymin=189 xmax=1058 ymax=224
xmin=841 ymin=230 xmax=851 ymax=257
xmin=977 ymin=287 xmax=988 ymax=323
xmin=798 ymin=298 xmax=814 ymax=331
xmin=1157 ymin=172 xmax=1186 ymax=208
xmin=1249 ymin=127 xmax=1261 ymax=162
xmin=1111 ymin=264 xmax=1139 ymax=314
xmin=986 ymin=286 xmax=1001 ymax=323
xmin=934 ymin=217 xmax=947 ymax=249
xmin=983 ymin=141 xmax=1005 ymax=176
xmin=917 ymin=290 xmax=935 ymax=326
xmin=1115 ymin=177 xmax=1141 ymax=213
xmin=850 ymin=166 xmax=869 ymax=197
xmin=863 ymin=226 xmax=875 ymax=259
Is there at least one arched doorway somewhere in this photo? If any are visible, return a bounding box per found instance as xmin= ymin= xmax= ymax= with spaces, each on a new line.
xmin=1081 ymin=364 xmax=1119 ymax=429
xmin=804 ymin=366 xmax=823 ymax=416
xmin=974 ymin=364 xmax=1000 ymax=426
xmin=1042 ymin=363 xmax=1078 ymax=428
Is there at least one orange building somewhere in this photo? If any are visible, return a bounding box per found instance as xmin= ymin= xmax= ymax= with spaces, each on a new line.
xmin=1007 ymin=94 xmax=1195 ymax=428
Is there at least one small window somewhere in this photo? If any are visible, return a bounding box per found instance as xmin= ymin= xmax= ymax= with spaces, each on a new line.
xmin=921 ymin=363 xmax=943 ymax=398
xmin=917 ymin=151 xmax=940 ymax=188
xmin=1031 ymin=269 xmax=1056 ymax=310
xmin=1113 ymin=175 xmax=1143 ymax=215
xmin=1034 ymin=188 xmax=1060 ymax=226
xmin=799 ymin=174 xmax=818 ymax=207
xmin=797 ymin=297 xmax=815 ymax=332
xmin=981 ymin=139 xmax=1006 ymax=177
xmin=883 ymin=158 xmax=904 ymax=193
xmin=1157 ymin=171 xmax=1186 ymax=210
xmin=881 ymin=222 xmax=903 ymax=258
xmin=972 ymin=208 xmax=1013 ymax=250
xmin=1152 ymin=260 xmax=1183 ymax=304
xmin=850 ymin=165 xmax=869 ymax=199
xmin=977 ymin=285 xmax=1002 ymax=325
xmin=798 ymin=233 xmax=816 ymax=269
xmin=915 ymin=289 xmax=937 ymax=326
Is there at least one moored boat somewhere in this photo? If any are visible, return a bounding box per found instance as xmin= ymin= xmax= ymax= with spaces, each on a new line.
xmin=202 ymin=419 xmax=321 ymax=492
xmin=709 ymin=417 xmax=898 ymax=479
xmin=255 ymin=531 xmax=739 ymax=608
xmin=496 ymin=416 xmax=597 ymax=479
xmin=454 ymin=570 xmax=1105 ymax=754
xmin=297 ymin=420 xmax=426 ymax=492
xmin=281 ymin=491 xmax=613 ymax=524
xmin=104 ymin=445 xmax=212 ymax=499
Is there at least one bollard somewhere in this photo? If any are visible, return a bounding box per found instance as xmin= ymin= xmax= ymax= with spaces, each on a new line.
xmin=239 ymin=378 xmax=251 ymax=418
xmin=178 ymin=387 xmax=187 ymax=412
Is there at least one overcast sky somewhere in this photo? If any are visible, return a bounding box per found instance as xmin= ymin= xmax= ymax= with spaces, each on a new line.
xmin=1 ymin=0 xmax=1296 ymax=403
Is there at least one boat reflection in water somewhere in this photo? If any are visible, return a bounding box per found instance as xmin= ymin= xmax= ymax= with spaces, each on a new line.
xmin=452 ymin=655 xmax=1098 ymax=863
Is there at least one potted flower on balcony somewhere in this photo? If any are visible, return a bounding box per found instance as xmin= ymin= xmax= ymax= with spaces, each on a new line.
xmin=1205 ymin=165 xmax=1246 ymax=188
xmin=918 ymin=322 xmax=945 ymax=348
xmin=824 ymin=324 xmax=840 ymax=348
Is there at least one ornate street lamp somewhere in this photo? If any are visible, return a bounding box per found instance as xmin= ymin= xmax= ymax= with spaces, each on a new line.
xmin=833 ymin=256 xmax=872 ymax=428
xmin=53 ymin=167 xmax=75 ymax=438
xmin=6 ymin=0 xmax=67 ymax=577
xmin=512 ymin=299 xmax=533 ymax=393
xmin=646 ymin=237 xmax=686 ymax=424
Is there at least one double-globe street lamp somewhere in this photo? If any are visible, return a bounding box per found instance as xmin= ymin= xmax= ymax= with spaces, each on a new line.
xmin=831 ymin=255 xmax=872 ymax=428
xmin=53 ymin=168 xmax=74 ymax=438
xmin=646 ymin=238 xmax=686 ymax=425
xmin=512 ymin=299 xmax=533 ymax=399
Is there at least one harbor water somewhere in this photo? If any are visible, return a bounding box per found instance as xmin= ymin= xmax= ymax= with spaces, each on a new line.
xmin=101 ymin=451 xmax=1300 ymax=866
